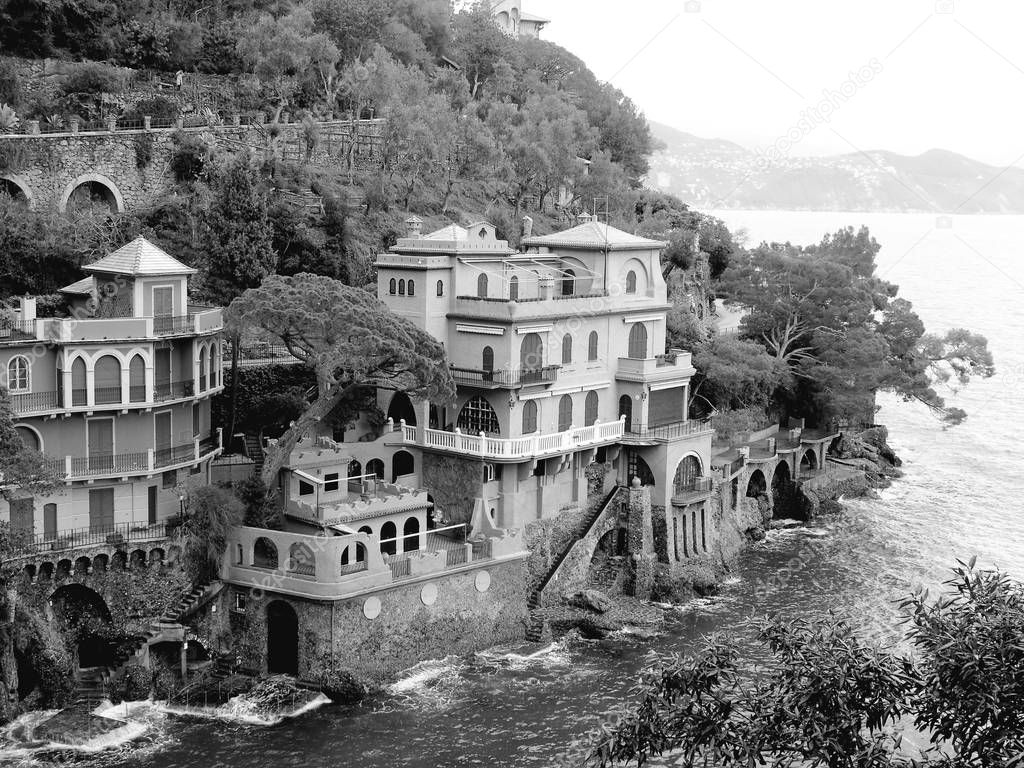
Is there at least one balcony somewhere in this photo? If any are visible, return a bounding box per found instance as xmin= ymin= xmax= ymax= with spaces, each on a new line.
xmin=10 ymin=378 xmax=215 ymax=416
xmin=401 ymin=418 xmax=625 ymax=460
xmin=623 ymin=418 xmax=715 ymax=443
xmin=44 ymin=430 xmax=222 ymax=481
xmin=671 ymin=476 xmax=715 ymax=506
xmin=0 ymin=320 xmax=38 ymax=345
xmin=7 ymin=390 xmax=59 ymax=415
xmin=38 ymin=308 xmax=223 ymax=344
xmin=154 ymin=379 xmax=196 ymax=402
xmin=3 ymin=521 xmax=170 ymax=561
xmin=616 ymin=351 xmax=696 ymax=384
xmin=450 ymin=292 xmax=624 ymax=322
xmin=449 ymin=364 xmax=559 ymax=389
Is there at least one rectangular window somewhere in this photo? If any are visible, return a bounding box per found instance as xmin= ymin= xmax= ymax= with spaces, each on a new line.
xmin=299 ymin=480 xmax=315 ymax=496
xmin=324 ymin=473 xmax=339 ymax=492
xmin=162 ymin=469 xmax=176 ymax=489
xmin=648 ymin=387 xmax=685 ymax=428
xmin=147 ymin=486 xmax=157 ymax=525
xmin=153 ymin=286 xmax=174 ymax=317
xmin=701 ymin=509 xmax=707 ymax=551
xmin=88 ymin=488 xmax=115 ymax=533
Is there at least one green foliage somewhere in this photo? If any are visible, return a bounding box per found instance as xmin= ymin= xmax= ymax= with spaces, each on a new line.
xmin=122 ymin=96 xmax=178 ymax=121
xmin=582 ymin=561 xmax=1024 ymax=768
xmin=170 ymin=130 xmax=212 ymax=182
xmin=133 ymin=131 xmax=155 ymax=169
xmin=0 ymin=61 xmax=19 ymax=105
xmin=0 ymin=388 xmax=60 ymax=500
xmin=178 ymin=485 xmax=246 ymax=583
xmin=212 ymin=363 xmax=315 ymax=437
xmin=692 ymin=336 xmax=785 ymax=412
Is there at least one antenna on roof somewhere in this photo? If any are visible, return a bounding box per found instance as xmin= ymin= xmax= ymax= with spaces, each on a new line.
xmin=592 ymin=196 xmax=609 ymax=225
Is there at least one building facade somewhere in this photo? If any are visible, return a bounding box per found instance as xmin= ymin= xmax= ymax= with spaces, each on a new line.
xmin=344 ymin=216 xmax=716 ymax=563
xmin=489 ymin=0 xmax=549 ymax=39
xmin=0 ymin=237 xmax=224 ymax=538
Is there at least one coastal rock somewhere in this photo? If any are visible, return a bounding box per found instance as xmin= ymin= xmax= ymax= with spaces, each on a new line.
xmin=567 ymin=589 xmax=613 ymax=613
xmin=316 ymin=670 xmax=366 ymax=704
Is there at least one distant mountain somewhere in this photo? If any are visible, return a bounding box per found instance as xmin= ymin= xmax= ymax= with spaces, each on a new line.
xmin=647 ymin=121 xmax=1024 ymax=213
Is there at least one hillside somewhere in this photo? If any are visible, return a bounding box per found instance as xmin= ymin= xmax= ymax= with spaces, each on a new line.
xmin=648 ymin=121 xmax=1024 ymax=213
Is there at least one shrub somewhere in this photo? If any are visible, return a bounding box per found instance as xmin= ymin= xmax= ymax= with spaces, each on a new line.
xmin=122 ymin=96 xmax=178 ymax=122
xmin=170 ymin=130 xmax=210 ymax=182
xmin=0 ymin=62 xmax=19 ymax=106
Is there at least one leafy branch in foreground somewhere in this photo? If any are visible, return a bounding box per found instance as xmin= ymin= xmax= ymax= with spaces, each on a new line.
xmin=577 ymin=561 xmax=1024 ymax=768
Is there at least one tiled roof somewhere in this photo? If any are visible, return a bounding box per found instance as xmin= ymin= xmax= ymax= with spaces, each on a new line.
xmin=523 ymin=221 xmax=666 ymax=251
xmin=424 ymin=224 xmax=470 ymax=241
xmin=83 ymin=236 xmax=197 ymax=276
xmin=520 ymin=11 xmax=549 ymax=22
xmin=59 ymin=276 xmax=94 ymax=295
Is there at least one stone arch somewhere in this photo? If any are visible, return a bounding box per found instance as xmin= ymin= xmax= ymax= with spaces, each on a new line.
xmin=254 ymin=537 xmax=279 ymax=569
xmin=387 ymin=391 xmax=416 ymax=426
xmin=74 ymin=556 xmax=91 ymax=575
xmin=341 ymin=541 xmax=367 ymax=568
xmin=746 ymin=468 xmax=767 ymax=498
xmin=0 ymin=173 xmax=33 ymax=207
xmin=92 ymin=553 xmax=109 ymax=573
xmin=23 ymin=563 xmax=36 ymax=582
xmin=266 ymin=600 xmax=299 ymax=675
xmin=403 ymin=516 xmax=420 ymax=552
xmin=392 ymin=450 xmax=414 ymax=482
xmin=771 ymin=460 xmax=793 ymax=516
xmin=56 ymin=559 xmax=72 ymax=579
xmin=110 ymin=550 xmax=127 ymax=571
xmin=49 ymin=583 xmax=114 ymax=668
xmin=59 ymin=172 xmax=125 ymax=214
xmin=129 ymin=549 xmax=148 ymax=569
xmin=627 ymin=451 xmax=655 ymax=487
xmin=800 ymin=448 xmax=818 ymax=473
xmin=38 ymin=562 xmax=54 ymax=582
xmin=167 ymin=545 xmax=181 ymax=565
xmin=148 ymin=547 xmax=165 ymax=566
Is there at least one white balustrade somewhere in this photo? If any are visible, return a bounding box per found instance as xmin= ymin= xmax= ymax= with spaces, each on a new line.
xmin=402 ymin=417 xmax=626 ymax=459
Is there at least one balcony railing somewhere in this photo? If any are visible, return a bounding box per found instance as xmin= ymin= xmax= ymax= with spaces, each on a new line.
xmin=378 ymin=524 xmax=483 ymax=581
xmin=94 ymin=386 xmax=123 ymax=405
xmin=154 ymin=379 xmax=196 ymax=401
xmin=449 ymin=365 xmax=559 ymax=389
xmin=672 ymin=476 xmax=715 ymax=503
xmin=624 ymin=419 xmax=714 ymax=441
xmin=153 ymin=315 xmax=194 ymax=335
xmin=402 ymin=418 xmax=625 ymax=460
xmin=8 ymin=390 xmax=59 ymax=414
xmin=0 ymin=320 xmax=37 ymax=342
xmin=3 ymin=522 xmax=169 ymax=560
xmin=43 ymin=430 xmax=222 ymax=480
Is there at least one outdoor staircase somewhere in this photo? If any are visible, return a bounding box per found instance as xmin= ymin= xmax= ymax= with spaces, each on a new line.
xmin=71 ymin=581 xmax=224 ymax=707
xmin=243 ymin=434 xmax=265 ymax=474
xmin=525 ymin=486 xmax=624 ymax=642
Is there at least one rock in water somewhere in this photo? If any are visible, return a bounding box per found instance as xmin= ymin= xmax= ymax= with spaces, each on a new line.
xmin=568 ymin=589 xmax=613 ymax=613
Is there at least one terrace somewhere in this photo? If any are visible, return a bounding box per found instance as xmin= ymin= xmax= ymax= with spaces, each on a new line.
xmin=43 ymin=430 xmax=222 ymax=482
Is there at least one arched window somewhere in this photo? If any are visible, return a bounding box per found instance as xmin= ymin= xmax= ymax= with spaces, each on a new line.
xmin=387 ymin=391 xmax=416 ymax=426
xmin=253 ymin=537 xmax=279 ymax=568
xmin=389 ymin=278 xmax=397 ymax=295
xmin=71 ymin=357 xmax=87 ymax=406
xmin=618 ymin=394 xmax=633 ymax=432
xmin=627 ymin=323 xmax=648 ymax=359
xmin=561 ymin=269 xmax=575 ymax=296
xmin=15 ymin=426 xmax=40 ymax=451
xmin=392 ymin=450 xmax=414 ymax=482
xmin=561 ymin=334 xmax=572 ymax=364
xmin=6 ymin=355 xmax=29 ymax=392
xmin=398 ymin=279 xmax=406 ymax=295
xmin=347 ymin=459 xmax=362 ymax=486
xmin=380 ymin=521 xmax=397 ymax=556
xmin=584 ymin=390 xmax=599 ymax=426
xmin=403 ymin=517 xmax=420 ymax=552
xmin=477 ymin=273 xmax=488 ymax=298
xmin=626 ymin=270 xmax=637 ymax=294
xmin=94 ymin=355 xmax=122 ymax=404
xmin=557 ymin=394 xmax=573 ymax=432
xmin=288 ymin=542 xmax=315 ymax=575
xmin=509 ymin=275 xmax=519 ymax=301
xmin=436 ymin=279 xmax=444 ymax=296
xmin=587 ymin=331 xmax=599 ymax=361
xmin=129 ymin=355 xmax=145 ymax=402
xmin=407 ymin=280 xmax=415 ymax=296
xmin=673 ymin=455 xmax=703 ymax=495
xmin=367 ymin=458 xmax=385 ymax=480
xmin=520 ymin=333 xmax=544 ymax=370
xmin=522 ymin=400 xmax=538 ymax=434
xmin=457 ymin=395 xmax=500 ymax=435
xmin=199 ymin=346 xmax=208 ymax=391
xmin=482 ymin=346 xmax=494 ymax=373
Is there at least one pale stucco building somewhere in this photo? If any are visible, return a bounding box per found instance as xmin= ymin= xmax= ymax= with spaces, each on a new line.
xmin=489 ymin=0 xmax=549 ymax=39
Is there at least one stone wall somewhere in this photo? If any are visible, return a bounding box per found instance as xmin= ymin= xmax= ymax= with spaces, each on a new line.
xmin=210 ymin=559 xmax=529 ymax=686
xmin=0 ymin=119 xmax=384 ymax=213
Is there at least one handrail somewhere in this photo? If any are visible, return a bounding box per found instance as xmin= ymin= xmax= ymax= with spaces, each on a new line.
xmin=449 ymin=364 xmax=559 ymax=388
xmin=3 ymin=521 xmax=169 ymax=560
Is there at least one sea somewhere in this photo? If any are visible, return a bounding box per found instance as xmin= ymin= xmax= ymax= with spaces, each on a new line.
xmin=3 ymin=211 xmax=1023 ymax=767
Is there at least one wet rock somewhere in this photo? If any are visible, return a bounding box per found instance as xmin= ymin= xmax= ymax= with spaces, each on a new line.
xmin=769 ymin=518 xmax=803 ymax=530
xmin=316 ymin=670 xmax=366 ymax=705
xmin=567 ymin=589 xmax=613 ymax=614
xmin=744 ymin=526 xmax=766 ymax=542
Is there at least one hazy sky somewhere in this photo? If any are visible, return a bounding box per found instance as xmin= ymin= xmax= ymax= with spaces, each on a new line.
xmin=528 ymin=0 xmax=1024 ymax=167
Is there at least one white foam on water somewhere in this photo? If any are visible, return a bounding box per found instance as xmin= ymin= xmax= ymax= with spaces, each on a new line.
xmin=0 ymin=704 xmax=153 ymax=759
xmin=386 ymin=656 xmax=466 ymax=709
xmin=475 ymin=640 xmax=572 ymax=669
xmin=158 ymin=690 xmax=331 ymax=727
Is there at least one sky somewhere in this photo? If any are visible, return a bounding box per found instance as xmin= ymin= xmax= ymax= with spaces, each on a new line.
xmin=527 ymin=0 xmax=1024 ymax=167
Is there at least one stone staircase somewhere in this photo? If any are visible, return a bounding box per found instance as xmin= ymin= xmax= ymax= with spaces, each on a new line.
xmin=525 ymin=486 xmax=623 ymax=642
xmin=243 ymin=434 xmax=265 ymax=474
xmin=71 ymin=581 xmax=224 ymax=706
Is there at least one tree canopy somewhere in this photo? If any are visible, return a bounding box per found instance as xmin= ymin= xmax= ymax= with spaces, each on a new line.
xmin=224 ymin=273 xmax=455 ymax=487
xmin=717 ymin=226 xmax=994 ymax=425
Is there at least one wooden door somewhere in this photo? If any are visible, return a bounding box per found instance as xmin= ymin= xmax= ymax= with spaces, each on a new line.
xmin=87 ymin=418 xmax=114 ymax=472
xmin=88 ymin=488 xmax=114 ymax=533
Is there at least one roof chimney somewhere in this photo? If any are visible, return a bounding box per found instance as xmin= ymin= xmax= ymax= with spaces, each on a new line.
xmin=405 ymin=215 xmax=423 ymax=238
xmin=521 ymin=215 xmax=534 ymax=240
xmin=578 ymin=211 xmax=593 ymax=224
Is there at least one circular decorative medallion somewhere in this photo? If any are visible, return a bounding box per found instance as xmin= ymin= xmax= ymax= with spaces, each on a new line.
xmin=363 ymin=596 xmax=381 ymax=619
xmin=475 ymin=570 xmax=491 ymax=593
xmin=420 ymin=582 xmax=438 ymax=606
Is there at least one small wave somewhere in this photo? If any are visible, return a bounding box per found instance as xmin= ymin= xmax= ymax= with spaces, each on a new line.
xmin=158 ymin=690 xmax=330 ymax=727
xmin=475 ymin=641 xmax=572 ymax=669
xmin=0 ymin=705 xmax=152 ymax=759
xmin=386 ymin=656 xmax=466 ymax=709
